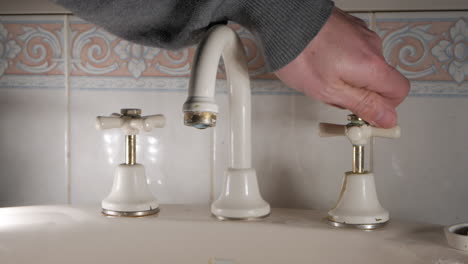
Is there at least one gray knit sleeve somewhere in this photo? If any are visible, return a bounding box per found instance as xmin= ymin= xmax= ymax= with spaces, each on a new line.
xmin=53 ymin=0 xmax=334 ymax=72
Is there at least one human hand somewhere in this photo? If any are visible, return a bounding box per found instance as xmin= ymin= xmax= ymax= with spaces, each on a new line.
xmin=275 ymin=7 xmax=410 ymax=128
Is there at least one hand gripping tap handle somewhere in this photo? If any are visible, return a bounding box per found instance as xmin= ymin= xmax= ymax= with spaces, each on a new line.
xmin=319 ymin=114 xmax=401 ymax=174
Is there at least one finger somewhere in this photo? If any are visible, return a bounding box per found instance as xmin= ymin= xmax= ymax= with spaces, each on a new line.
xmin=329 ymin=82 xmax=397 ymax=128
xmin=340 ymin=51 xmax=410 ymax=108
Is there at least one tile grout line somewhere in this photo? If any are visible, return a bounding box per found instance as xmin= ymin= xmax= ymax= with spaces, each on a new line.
xmin=370 ymin=11 xmax=377 ymax=31
xmin=64 ymin=14 xmax=71 ymax=205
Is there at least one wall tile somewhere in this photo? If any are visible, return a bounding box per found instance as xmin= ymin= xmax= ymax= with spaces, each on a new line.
xmin=376 ymin=12 xmax=468 ymax=95
xmin=0 ymin=16 xmax=66 ymax=206
xmin=376 ymin=97 xmax=468 ymax=225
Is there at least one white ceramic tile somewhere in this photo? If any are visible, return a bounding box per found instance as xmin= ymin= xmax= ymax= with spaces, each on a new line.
xmin=376 ymin=97 xmax=468 ymax=225
xmin=0 ymin=88 xmax=67 ymax=206
xmin=69 ymin=81 xmax=211 ymax=205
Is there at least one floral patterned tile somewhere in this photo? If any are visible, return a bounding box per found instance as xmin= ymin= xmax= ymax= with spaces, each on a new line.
xmin=0 ymin=16 xmax=65 ymax=78
xmin=376 ymin=12 xmax=468 ymax=85
xmin=69 ymin=17 xmax=274 ymax=80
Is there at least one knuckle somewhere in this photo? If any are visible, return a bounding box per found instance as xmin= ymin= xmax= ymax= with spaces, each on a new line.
xmin=318 ymin=84 xmax=340 ymax=101
xmin=380 ymin=64 xmax=396 ymax=81
xmin=371 ymin=59 xmax=396 ymax=82
xmin=360 ymin=52 xmax=386 ymax=74
xmin=380 ymin=65 xmax=411 ymax=100
xmin=367 ymin=53 xmax=387 ymax=69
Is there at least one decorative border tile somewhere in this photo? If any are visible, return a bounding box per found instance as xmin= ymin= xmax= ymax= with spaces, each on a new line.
xmin=0 ymin=74 xmax=64 ymax=89
xmin=1 ymin=13 xmax=467 ymax=97
xmin=69 ymin=18 xmax=274 ymax=80
xmin=376 ymin=12 xmax=468 ymax=95
xmin=0 ymin=16 xmax=65 ymax=79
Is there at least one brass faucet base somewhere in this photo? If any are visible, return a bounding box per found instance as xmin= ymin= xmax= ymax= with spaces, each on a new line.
xmin=102 ymin=208 xmax=160 ymax=217
xmin=327 ymin=219 xmax=387 ymax=230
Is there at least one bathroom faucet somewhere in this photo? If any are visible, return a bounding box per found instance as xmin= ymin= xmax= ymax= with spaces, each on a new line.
xmin=96 ymin=109 xmax=165 ymax=217
xmin=320 ymin=114 xmax=401 ymax=229
xmin=183 ymin=25 xmax=270 ymax=220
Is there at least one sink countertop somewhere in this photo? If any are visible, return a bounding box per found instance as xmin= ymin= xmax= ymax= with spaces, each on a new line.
xmin=0 ymin=204 xmax=466 ymax=264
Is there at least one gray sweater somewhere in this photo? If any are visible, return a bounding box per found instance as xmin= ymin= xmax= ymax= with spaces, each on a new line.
xmin=53 ymin=0 xmax=334 ymax=72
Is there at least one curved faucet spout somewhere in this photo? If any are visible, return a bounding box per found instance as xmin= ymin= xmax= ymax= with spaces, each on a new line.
xmin=184 ymin=25 xmax=270 ymax=219
xmin=183 ymin=25 xmax=251 ymax=169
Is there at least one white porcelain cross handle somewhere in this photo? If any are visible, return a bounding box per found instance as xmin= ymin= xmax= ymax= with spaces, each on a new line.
xmin=96 ymin=114 xmax=165 ymax=135
xmin=319 ymin=123 xmax=400 ymax=145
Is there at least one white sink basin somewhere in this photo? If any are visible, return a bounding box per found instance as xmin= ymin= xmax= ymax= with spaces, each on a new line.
xmin=0 ymin=205 xmax=466 ymax=263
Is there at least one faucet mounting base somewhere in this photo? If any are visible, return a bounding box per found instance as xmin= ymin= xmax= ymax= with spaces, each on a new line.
xmin=211 ymin=168 xmax=270 ymax=220
xmin=102 ymin=207 xmax=160 ymax=217
xmin=213 ymin=213 xmax=270 ymax=221
xmin=328 ymin=219 xmax=387 ymax=230
xmin=101 ymin=164 xmax=160 ymax=217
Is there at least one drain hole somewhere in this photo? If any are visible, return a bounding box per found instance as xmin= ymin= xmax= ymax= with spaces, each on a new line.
xmin=453 ymin=226 xmax=468 ymax=236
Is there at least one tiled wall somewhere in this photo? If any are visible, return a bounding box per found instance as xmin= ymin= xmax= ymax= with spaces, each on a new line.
xmin=0 ymin=12 xmax=467 ymax=225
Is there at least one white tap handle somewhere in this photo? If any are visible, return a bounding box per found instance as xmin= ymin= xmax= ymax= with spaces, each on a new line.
xmin=142 ymin=115 xmax=166 ymax=132
xmin=320 ymin=121 xmax=401 ymax=146
xmin=346 ymin=125 xmax=401 ymax=145
xmin=96 ymin=112 xmax=166 ymax=135
xmin=319 ymin=123 xmax=346 ymax=137
xmin=96 ymin=116 xmax=123 ymax=130
xmin=370 ymin=126 xmax=401 ymax=139
xmin=346 ymin=126 xmax=370 ymax=145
